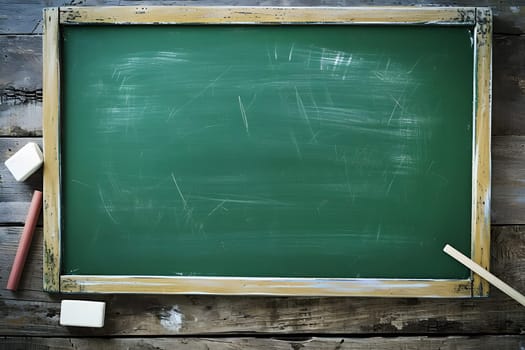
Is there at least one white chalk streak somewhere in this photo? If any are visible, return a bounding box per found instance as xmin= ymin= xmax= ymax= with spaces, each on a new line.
xmin=207 ymin=200 xmax=227 ymax=217
xmin=171 ymin=173 xmax=188 ymax=209
xmin=167 ymin=66 xmax=231 ymax=120
xmin=290 ymin=132 xmax=302 ymax=160
xmin=295 ymin=87 xmax=317 ymax=143
xmin=288 ymin=43 xmax=295 ymax=61
xmin=98 ymin=185 xmax=119 ymax=224
xmin=238 ymin=96 xmax=250 ymax=135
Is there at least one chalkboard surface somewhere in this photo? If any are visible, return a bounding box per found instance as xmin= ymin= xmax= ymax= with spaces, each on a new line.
xmin=61 ymin=25 xmax=473 ymax=279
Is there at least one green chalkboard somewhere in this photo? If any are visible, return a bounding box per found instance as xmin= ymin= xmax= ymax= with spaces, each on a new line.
xmin=60 ymin=25 xmax=474 ymax=279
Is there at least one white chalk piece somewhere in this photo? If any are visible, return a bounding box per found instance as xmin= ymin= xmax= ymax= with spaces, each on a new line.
xmin=4 ymin=142 xmax=43 ymax=182
xmin=60 ymin=300 xmax=106 ymax=327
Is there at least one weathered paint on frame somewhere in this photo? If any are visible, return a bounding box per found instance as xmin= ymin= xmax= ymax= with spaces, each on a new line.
xmin=42 ymin=7 xmax=61 ymax=292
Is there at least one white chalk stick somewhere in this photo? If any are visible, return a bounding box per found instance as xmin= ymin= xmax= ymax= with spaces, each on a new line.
xmin=444 ymin=244 xmax=525 ymax=307
xmin=60 ymin=300 xmax=106 ymax=327
xmin=4 ymin=142 xmax=43 ymax=182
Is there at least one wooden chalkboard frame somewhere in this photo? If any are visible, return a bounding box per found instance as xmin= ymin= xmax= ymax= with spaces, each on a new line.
xmin=42 ymin=6 xmax=492 ymax=296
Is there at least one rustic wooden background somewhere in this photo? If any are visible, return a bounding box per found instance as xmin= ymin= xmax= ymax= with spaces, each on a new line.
xmin=1 ymin=1 xmax=524 ymax=349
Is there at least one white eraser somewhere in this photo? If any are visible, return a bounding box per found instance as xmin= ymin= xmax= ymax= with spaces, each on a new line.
xmin=4 ymin=142 xmax=43 ymax=182
xmin=60 ymin=300 xmax=106 ymax=328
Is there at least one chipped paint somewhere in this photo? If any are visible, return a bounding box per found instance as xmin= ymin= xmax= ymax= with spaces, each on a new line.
xmin=160 ymin=306 xmax=183 ymax=332
xmin=59 ymin=275 xmax=473 ymax=297
xmin=471 ymin=8 xmax=492 ymax=297
xmin=42 ymin=7 xmax=61 ymax=292
xmin=380 ymin=315 xmax=405 ymax=330
xmin=58 ymin=6 xmax=477 ymax=25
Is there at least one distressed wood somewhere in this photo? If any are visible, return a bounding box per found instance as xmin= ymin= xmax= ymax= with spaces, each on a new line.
xmin=0 ymin=228 xmax=49 ymax=302
xmin=492 ymin=136 xmax=525 ymax=224
xmin=42 ymin=8 xmax=60 ymax=292
xmin=492 ymin=34 xmax=525 ymax=136
xmin=60 ymin=276 xmax=472 ymax=297
xmin=0 ymin=36 xmax=42 ymax=137
xmin=0 ymin=0 xmax=524 ymax=345
xmin=1 ymin=226 xmax=524 ymax=335
xmin=59 ymin=6 xmax=476 ymax=24
xmin=0 ymin=336 xmax=524 ymax=349
xmin=0 ymin=1 xmax=522 ymax=34
xmin=0 ymin=138 xmax=43 ymax=224
xmin=471 ymin=8 xmax=492 ymax=297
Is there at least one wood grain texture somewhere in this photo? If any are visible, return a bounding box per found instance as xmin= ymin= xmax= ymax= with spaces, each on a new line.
xmin=42 ymin=7 xmax=60 ymax=292
xmin=0 ymin=36 xmax=42 ymax=137
xmin=471 ymin=8 xmax=492 ymax=297
xmin=1 ymin=226 xmax=524 ymax=335
xmin=0 ymin=336 xmax=524 ymax=349
xmin=0 ymin=138 xmax=43 ymax=224
xmin=0 ymin=0 xmax=522 ymax=34
xmin=492 ymin=136 xmax=525 ymax=224
xmin=492 ymin=34 xmax=525 ymax=136
xmin=59 ymin=6 xmax=476 ymax=24
xmin=60 ymin=276 xmax=472 ymax=297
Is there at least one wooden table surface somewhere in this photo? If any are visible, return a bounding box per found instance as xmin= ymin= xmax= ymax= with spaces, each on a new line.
xmin=1 ymin=1 xmax=524 ymax=349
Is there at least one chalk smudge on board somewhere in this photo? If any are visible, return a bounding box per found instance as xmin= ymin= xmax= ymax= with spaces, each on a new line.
xmin=98 ymin=185 xmax=119 ymax=224
xmin=290 ymin=131 xmax=303 ymax=160
xmin=295 ymin=86 xmax=317 ymax=143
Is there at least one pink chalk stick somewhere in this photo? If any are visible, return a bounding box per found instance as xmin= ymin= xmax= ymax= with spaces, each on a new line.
xmin=7 ymin=190 xmax=43 ymax=291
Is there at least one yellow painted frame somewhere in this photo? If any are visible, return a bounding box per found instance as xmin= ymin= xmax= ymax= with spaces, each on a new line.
xmin=43 ymin=6 xmax=491 ymax=296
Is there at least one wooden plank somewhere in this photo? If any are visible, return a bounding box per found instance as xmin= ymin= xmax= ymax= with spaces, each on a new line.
xmin=59 ymin=6 xmax=476 ymax=24
xmin=0 ymin=336 xmax=523 ymax=349
xmin=0 ymin=228 xmax=51 ymax=302
xmin=0 ymin=138 xmax=43 ymax=224
xmin=471 ymin=8 xmax=492 ymax=297
xmin=1 ymin=226 xmax=524 ymax=335
xmin=0 ymin=0 xmax=522 ymax=34
xmin=492 ymin=136 xmax=525 ymax=224
xmin=0 ymin=35 xmax=42 ymax=137
xmin=492 ymin=34 xmax=525 ymax=136
xmin=60 ymin=276 xmax=472 ymax=298
xmin=42 ymin=7 xmax=60 ymax=292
